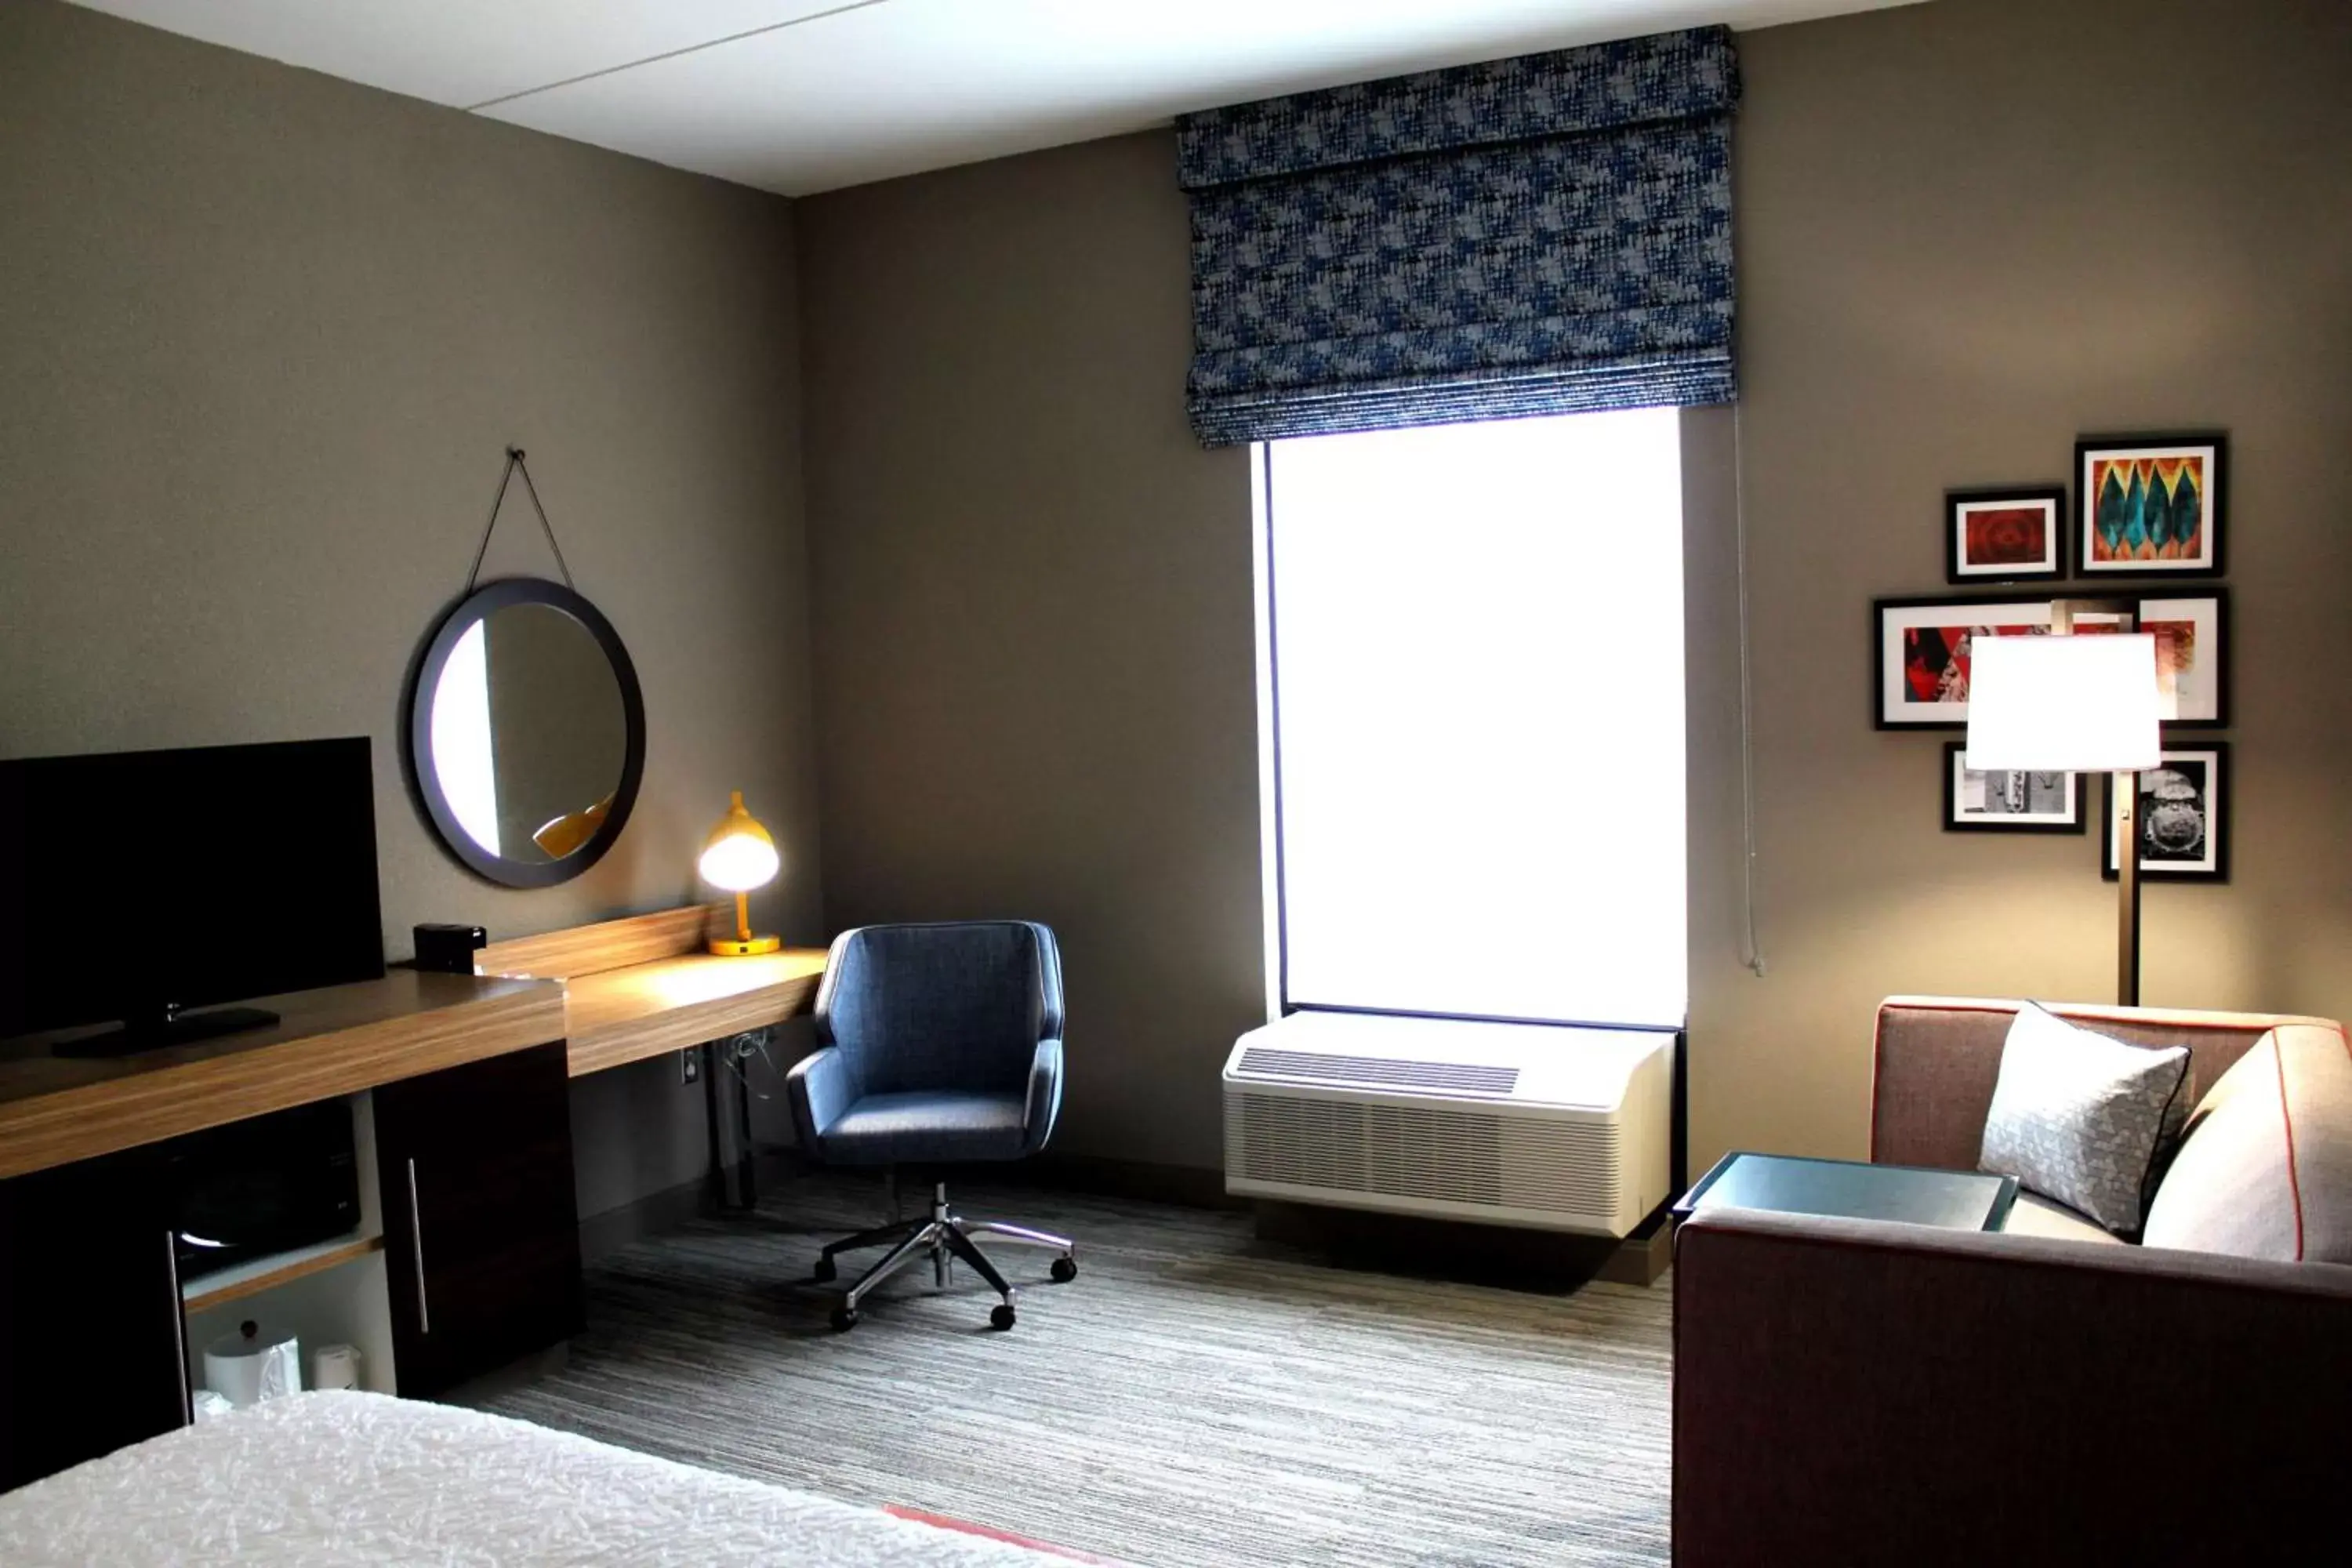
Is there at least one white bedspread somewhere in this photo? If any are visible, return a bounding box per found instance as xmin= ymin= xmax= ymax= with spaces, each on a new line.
xmin=0 ymin=1391 xmax=1064 ymax=1566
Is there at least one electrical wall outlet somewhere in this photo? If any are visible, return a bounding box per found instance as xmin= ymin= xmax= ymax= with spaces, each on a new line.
xmin=680 ymin=1050 xmax=702 ymax=1086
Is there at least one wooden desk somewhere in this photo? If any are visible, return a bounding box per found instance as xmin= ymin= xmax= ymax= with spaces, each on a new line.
xmin=0 ymin=973 xmax=579 ymax=1491
xmin=474 ymin=906 xmax=826 ymax=1077
xmin=0 ymin=971 xmax=564 ymax=1181
xmin=0 ymin=903 xmax=819 ymax=1494
xmin=0 ymin=908 xmax=825 ymax=1179
xmin=564 ymin=949 xmax=829 ymax=1076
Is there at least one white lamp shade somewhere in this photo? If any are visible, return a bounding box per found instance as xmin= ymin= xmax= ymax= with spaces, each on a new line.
xmin=1965 ymin=633 xmax=2161 ymax=773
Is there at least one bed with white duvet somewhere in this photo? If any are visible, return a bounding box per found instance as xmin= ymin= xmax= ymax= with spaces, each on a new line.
xmin=0 ymin=1391 xmax=1080 ymax=1566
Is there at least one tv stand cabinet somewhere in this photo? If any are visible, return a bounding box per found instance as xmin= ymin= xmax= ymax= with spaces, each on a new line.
xmin=0 ymin=973 xmax=574 ymax=1491
xmin=0 ymin=909 xmax=830 ymax=1494
xmin=374 ymin=1044 xmax=583 ymax=1398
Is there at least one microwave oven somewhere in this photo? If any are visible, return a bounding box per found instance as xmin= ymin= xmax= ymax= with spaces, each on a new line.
xmin=167 ymin=1098 xmax=361 ymax=1279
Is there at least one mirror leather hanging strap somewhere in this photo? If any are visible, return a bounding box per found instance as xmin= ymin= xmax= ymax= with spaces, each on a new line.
xmin=465 ymin=447 xmax=576 ymax=595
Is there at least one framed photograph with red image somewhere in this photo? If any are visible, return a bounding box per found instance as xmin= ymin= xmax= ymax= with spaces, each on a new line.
xmin=1946 ymin=486 xmax=2066 ymax=583
xmin=2042 ymin=591 xmax=2228 ymax=729
xmin=1874 ymin=595 xmax=2056 ymax=729
xmin=2138 ymin=591 xmax=2228 ymax=728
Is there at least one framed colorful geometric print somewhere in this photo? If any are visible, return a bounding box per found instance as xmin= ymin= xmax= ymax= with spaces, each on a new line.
xmin=2103 ymin=744 xmax=2229 ymax=881
xmin=1944 ymin=742 xmax=2084 ymax=833
xmin=2138 ymin=591 xmax=2228 ymax=728
xmin=1875 ymin=596 xmax=2055 ymax=729
xmin=2077 ymin=434 xmax=2225 ymax=576
xmin=1947 ymin=487 xmax=2066 ymax=583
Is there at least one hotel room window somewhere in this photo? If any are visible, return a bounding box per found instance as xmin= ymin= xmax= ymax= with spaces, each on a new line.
xmin=1257 ymin=407 xmax=1687 ymax=1030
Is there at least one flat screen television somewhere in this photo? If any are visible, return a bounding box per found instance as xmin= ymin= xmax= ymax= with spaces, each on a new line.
xmin=0 ymin=738 xmax=386 ymax=1054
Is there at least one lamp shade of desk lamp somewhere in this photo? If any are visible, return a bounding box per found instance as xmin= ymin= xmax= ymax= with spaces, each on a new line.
xmin=1965 ymin=631 xmax=2161 ymax=1004
xmin=699 ymin=790 xmax=781 ymax=956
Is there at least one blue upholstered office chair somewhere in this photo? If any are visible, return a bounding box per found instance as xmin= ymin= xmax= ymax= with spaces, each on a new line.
xmin=786 ymin=920 xmax=1075 ymax=1332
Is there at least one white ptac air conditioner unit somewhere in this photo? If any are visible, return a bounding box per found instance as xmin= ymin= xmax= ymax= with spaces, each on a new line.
xmin=1222 ymin=1010 xmax=1675 ymax=1237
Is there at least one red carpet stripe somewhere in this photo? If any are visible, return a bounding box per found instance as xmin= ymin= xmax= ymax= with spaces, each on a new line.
xmin=886 ymin=1504 xmax=1118 ymax=1563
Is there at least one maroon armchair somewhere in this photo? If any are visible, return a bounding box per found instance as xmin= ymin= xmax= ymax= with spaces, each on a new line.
xmin=1671 ymin=997 xmax=2352 ymax=1566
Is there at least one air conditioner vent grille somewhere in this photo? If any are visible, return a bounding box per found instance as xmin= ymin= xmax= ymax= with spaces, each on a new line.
xmin=1230 ymin=1091 xmax=1619 ymax=1216
xmin=1236 ymin=1047 xmax=1519 ymax=1095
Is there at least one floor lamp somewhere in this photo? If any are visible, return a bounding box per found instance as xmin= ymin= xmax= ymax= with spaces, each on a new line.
xmin=1965 ymin=619 xmax=2162 ymax=1006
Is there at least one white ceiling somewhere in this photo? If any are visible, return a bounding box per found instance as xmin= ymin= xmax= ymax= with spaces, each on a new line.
xmin=68 ymin=0 xmax=1922 ymax=196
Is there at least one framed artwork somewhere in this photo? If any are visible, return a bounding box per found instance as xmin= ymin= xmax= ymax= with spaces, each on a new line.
xmin=1947 ymin=487 xmax=2066 ymax=583
xmin=2077 ymin=434 xmax=2225 ymax=576
xmin=1944 ymin=742 xmax=2083 ymax=833
xmin=2139 ymin=591 xmax=2228 ymax=728
xmin=2052 ymin=591 xmax=2229 ymax=728
xmin=2103 ymin=744 xmax=2229 ymax=880
xmin=1875 ymin=596 xmax=2055 ymax=729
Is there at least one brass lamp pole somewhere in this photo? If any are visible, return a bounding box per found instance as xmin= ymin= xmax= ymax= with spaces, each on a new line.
xmin=2048 ymin=600 xmax=2143 ymax=1007
xmin=1968 ymin=601 xmax=2161 ymax=1008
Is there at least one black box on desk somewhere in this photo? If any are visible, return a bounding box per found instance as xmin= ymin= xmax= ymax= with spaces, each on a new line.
xmin=413 ymin=924 xmax=487 ymax=975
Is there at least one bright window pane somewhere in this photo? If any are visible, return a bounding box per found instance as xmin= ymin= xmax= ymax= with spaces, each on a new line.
xmin=1265 ymin=408 xmax=1687 ymax=1028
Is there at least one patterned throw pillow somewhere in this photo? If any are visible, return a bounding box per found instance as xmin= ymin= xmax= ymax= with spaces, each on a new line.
xmin=1978 ymin=1004 xmax=2192 ymax=1236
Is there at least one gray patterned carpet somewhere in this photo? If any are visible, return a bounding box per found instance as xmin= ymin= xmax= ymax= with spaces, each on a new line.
xmin=478 ymin=1176 xmax=1672 ymax=1566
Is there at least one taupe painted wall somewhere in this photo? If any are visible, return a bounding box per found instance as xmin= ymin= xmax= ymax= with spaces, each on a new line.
xmin=797 ymin=0 xmax=2352 ymax=1176
xmin=0 ymin=0 xmax=825 ymax=1218
xmin=1712 ymin=0 xmax=2352 ymax=1167
xmin=796 ymin=132 xmax=1263 ymax=1169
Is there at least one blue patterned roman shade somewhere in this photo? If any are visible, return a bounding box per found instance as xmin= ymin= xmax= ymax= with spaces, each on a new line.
xmin=1175 ymin=27 xmax=1740 ymax=446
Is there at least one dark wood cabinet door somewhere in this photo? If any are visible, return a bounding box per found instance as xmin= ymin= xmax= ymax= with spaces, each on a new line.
xmin=373 ymin=1042 xmax=582 ymax=1398
xmin=0 ymin=1148 xmax=188 ymax=1492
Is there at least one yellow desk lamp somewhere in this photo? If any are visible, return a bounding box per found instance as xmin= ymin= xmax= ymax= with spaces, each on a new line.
xmin=699 ymin=790 xmax=782 ymax=956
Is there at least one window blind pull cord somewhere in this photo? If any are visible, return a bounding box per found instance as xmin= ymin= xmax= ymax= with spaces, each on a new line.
xmin=1733 ymin=400 xmax=1766 ymax=978
xmin=463 ymin=445 xmax=579 ymax=597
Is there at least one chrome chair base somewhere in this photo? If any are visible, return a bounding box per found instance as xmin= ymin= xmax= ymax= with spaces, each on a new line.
xmin=817 ymin=1181 xmax=1076 ymax=1331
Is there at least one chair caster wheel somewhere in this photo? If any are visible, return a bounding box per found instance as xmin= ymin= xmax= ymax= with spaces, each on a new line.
xmin=829 ymin=1305 xmax=859 ymax=1332
xmin=813 ymin=1257 xmax=837 ymax=1283
xmin=1050 ymin=1255 xmax=1077 ymax=1284
xmin=989 ymin=1303 xmax=1017 ymax=1331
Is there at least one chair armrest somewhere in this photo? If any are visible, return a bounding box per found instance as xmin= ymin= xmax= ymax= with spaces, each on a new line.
xmin=785 ymin=1044 xmax=862 ymax=1149
xmin=1673 ymin=1207 xmax=2352 ymax=1566
xmin=1021 ymin=1037 xmax=1064 ymax=1156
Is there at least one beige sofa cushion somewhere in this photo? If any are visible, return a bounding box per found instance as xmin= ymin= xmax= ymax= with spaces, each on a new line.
xmin=2002 ymin=1192 xmax=2125 ymax=1245
xmin=2143 ymin=1023 xmax=2352 ymax=1263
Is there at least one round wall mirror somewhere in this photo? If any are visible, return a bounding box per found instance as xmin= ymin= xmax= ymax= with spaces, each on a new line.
xmin=408 ymin=578 xmax=645 ymax=887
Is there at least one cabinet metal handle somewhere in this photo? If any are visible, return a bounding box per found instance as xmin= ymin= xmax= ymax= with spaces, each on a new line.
xmin=406 ymin=1157 xmax=430 ymax=1335
xmin=165 ymin=1230 xmax=192 ymax=1425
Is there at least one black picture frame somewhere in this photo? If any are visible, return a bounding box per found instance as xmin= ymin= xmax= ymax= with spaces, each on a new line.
xmin=1942 ymin=742 xmax=2085 ymax=833
xmin=2101 ymin=743 xmax=2230 ymax=882
xmin=1873 ymin=593 xmax=2057 ymax=731
xmin=1946 ymin=486 xmax=2067 ymax=583
xmin=2076 ymin=432 xmax=2227 ymax=578
xmin=2132 ymin=588 xmax=2230 ymax=731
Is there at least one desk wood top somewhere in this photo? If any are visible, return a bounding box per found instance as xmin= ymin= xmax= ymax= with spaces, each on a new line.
xmin=561 ymin=949 xmax=828 ymax=1076
xmin=471 ymin=906 xmax=827 ymax=1077
xmin=0 ymin=971 xmax=565 ymax=1181
xmin=0 ymin=909 xmax=826 ymax=1178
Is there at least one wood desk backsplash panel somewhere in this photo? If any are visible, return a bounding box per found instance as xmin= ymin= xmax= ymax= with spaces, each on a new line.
xmin=0 ymin=973 xmax=565 ymax=1181
xmin=475 ymin=905 xmax=717 ymax=981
